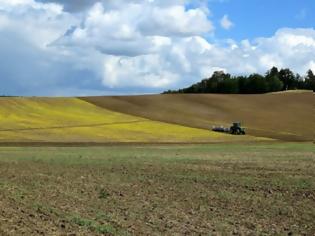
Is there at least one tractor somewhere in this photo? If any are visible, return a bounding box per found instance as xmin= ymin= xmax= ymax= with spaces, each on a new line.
xmin=229 ymin=122 xmax=246 ymax=135
xmin=212 ymin=122 xmax=246 ymax=135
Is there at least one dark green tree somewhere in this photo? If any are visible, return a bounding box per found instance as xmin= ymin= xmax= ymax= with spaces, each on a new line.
xmin=265 ymin=67 xmax=282 ymax=92
xmin=163 ymin=67 xmax=314 ymax=94
xmin=217 ymin=77 xmax=239 ymax=93
xmin=247 ymin=74 xmax=268 ymax=93
xmin=278 ymin=68 xmax=296 ymax=90
xmin=237 ymin=76 xmax=249 ymax=93
xmin=266 ymin=67 xmax=279 ymax=79
xmin=305 ymin=69 xmax=315 ymax=92
xmin=267 ymin=76 xmax=283 ymax=92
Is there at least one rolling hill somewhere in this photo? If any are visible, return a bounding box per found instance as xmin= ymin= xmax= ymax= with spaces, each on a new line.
xmin=81 ymin=91 xmax=315 ymax=141
xmin=0 ymin=97 xmax=259 ymax=143
xmin=0 ymin=91 xmax=312 ymax=143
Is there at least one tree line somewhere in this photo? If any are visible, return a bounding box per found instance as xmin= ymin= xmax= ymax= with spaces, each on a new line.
xmin=164 ymin=67 xmax=315 ymax=94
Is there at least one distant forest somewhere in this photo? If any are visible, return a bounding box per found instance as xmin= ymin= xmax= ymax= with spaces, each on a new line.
xmin=164 ymin=67 xmax=315 ymax=94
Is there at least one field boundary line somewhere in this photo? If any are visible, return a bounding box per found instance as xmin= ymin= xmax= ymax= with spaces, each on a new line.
xmin=0 ymin=120 xmax=146 ymax=132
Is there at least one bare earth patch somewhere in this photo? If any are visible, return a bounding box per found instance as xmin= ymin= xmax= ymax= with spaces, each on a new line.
xmin=0 ymin=143 xmax=314 ymax=235
xmin=81 ymin=92 xmax=315 ymax=141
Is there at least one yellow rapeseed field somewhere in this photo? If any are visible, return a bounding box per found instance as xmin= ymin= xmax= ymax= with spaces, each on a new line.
xmin=0 ymin=97 xmax=264 ymax=143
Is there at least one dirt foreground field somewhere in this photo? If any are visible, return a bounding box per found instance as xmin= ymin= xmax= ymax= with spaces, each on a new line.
xmin=0 ymin=143 xmax=314 ymax=235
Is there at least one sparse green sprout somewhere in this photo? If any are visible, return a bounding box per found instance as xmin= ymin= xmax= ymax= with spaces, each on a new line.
xmin=98 ymin=188 xmax=110 ymax=199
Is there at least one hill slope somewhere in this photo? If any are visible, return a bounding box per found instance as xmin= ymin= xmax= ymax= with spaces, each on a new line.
xmin=0 ymin=97 xmax=258 ymax=143
xmin=81 ymin=91 xmax=315 ymax=141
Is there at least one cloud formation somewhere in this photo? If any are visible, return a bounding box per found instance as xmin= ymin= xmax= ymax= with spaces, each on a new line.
xmin=1 ymin=0 xmax=315 ymax=96
xmin=36 ymin=0 xmax=99 ymax=12
xmin=220 ymin=14 xmax=234 ymax=30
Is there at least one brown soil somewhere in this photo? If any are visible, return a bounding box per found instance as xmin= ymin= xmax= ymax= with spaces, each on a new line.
xmin=0 ymin=144 xmax=314 ymax=235
xmin=81 ymin=91 xmax=315 ymax=141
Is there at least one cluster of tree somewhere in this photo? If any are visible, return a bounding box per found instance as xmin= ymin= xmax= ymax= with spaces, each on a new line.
xmin=164 ymin=67 xmax=315 ymax=94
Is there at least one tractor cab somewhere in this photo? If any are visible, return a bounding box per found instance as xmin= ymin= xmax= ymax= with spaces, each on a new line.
xmin=230 ymin=122 xmax=246 ymax=135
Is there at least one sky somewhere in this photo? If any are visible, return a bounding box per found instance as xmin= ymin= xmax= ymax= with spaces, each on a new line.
xmin=0 ymin=0 xmax=315 ymax=96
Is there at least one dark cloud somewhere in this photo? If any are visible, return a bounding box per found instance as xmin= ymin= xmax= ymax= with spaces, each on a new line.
xmin=0 ymin=30 xmax=103 ymax=96
xmin=35 ymin=0 xmax=188 ymax=12
xmin=36 ymin=0 xmax=99 ymax=12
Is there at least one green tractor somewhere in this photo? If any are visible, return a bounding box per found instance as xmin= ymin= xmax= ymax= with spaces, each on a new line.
xmin=230 ymin=122 xmax=246 ymax=135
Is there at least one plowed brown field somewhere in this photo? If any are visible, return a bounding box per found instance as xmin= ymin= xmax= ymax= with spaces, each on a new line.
xmin=82 ymin=91 xmax=315 ymax=141
xmin=1 ymin=143 xmax=314 ymax=235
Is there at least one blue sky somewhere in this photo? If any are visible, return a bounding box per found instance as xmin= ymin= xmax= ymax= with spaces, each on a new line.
xmin=210 ymin=0 xmax=315 ymax=40
xmin=0 ymin=0 xmax=315 ymax=96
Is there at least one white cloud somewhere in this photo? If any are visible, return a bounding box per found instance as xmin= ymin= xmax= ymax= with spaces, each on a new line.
xmin=220 ymin=14 xmax=233 ymax=30
xmin=0 ymin=0 xmax=76 ymax=48
xmin=138 ymin=5 xmax=213 ymax=36
xmin=1 ymin=1 xmax=315 ymax=95
xmin=54 ymin=1 xmax=212 ymax=59
xmin=102 ymin=55 xmax=180 ymax=88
